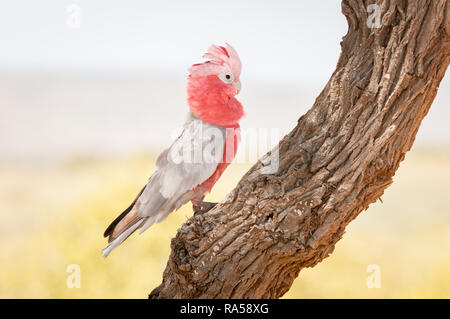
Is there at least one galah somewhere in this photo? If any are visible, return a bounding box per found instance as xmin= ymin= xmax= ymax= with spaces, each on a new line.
xmin=102 ymin=44 xmax=244 ymax=257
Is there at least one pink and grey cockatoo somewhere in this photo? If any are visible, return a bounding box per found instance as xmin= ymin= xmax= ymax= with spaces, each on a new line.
xmin=102 ymin=44 xmax=244 ymax=257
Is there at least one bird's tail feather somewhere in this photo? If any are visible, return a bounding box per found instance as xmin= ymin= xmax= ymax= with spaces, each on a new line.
xmin=104 ymin=186 xmax=146 ymax=239
xmin=102 ymin=219 xmax=144 ymax=257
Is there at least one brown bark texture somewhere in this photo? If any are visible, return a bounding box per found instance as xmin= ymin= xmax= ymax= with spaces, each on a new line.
xmin=150 ymin=0 xmax=450 ymax=298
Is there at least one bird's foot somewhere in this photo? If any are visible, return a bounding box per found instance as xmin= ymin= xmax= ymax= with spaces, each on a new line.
xmin=193 ymin=201 xmax=218 ymax=214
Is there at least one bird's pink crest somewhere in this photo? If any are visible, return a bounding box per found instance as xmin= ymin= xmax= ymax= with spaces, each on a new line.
xmin=189 ymin=43 xmax=242 ymax=80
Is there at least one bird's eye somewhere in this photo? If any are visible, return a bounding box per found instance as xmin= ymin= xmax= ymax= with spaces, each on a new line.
xmin=218 ymin=72 xmax=234 ymax=84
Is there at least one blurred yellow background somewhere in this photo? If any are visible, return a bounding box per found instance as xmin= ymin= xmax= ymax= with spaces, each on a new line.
xmin=0 ymin=148 xmax=449 ymax=298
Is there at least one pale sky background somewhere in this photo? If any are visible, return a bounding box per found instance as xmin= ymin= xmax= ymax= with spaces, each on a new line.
xmin=0 ymin=0 xmax=448 ymax=162
xmin=0 ymin=0 xmax=345 ymax=84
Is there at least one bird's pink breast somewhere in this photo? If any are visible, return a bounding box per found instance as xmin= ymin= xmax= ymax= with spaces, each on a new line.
xmin=192 ymin=124 xmax=241 ymax=196
xmin=187 ymin=75 xmax=244 ymax=127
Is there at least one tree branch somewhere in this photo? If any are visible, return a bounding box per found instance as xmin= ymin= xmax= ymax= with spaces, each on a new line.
xmin=150 ymin=0 xmax=450 ymax=298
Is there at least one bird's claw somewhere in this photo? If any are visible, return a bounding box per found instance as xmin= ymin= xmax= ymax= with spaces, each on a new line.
xmin=193 ymin=201 xmax=218 ymax=214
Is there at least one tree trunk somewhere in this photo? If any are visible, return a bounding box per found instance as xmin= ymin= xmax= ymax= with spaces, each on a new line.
xmin=150 ymin=0 xmax=450 ymax=299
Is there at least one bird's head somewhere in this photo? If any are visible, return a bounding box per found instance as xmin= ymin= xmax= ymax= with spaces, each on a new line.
xmin=187 ymin=43 xmax=244 ymax=127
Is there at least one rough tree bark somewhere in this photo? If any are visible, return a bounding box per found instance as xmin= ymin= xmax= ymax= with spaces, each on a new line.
xmin=150 ymin=0 xmax=450 ymax=298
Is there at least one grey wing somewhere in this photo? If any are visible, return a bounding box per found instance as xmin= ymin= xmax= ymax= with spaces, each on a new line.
xmin=136 ymin=119 xmax=225 ymax=231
